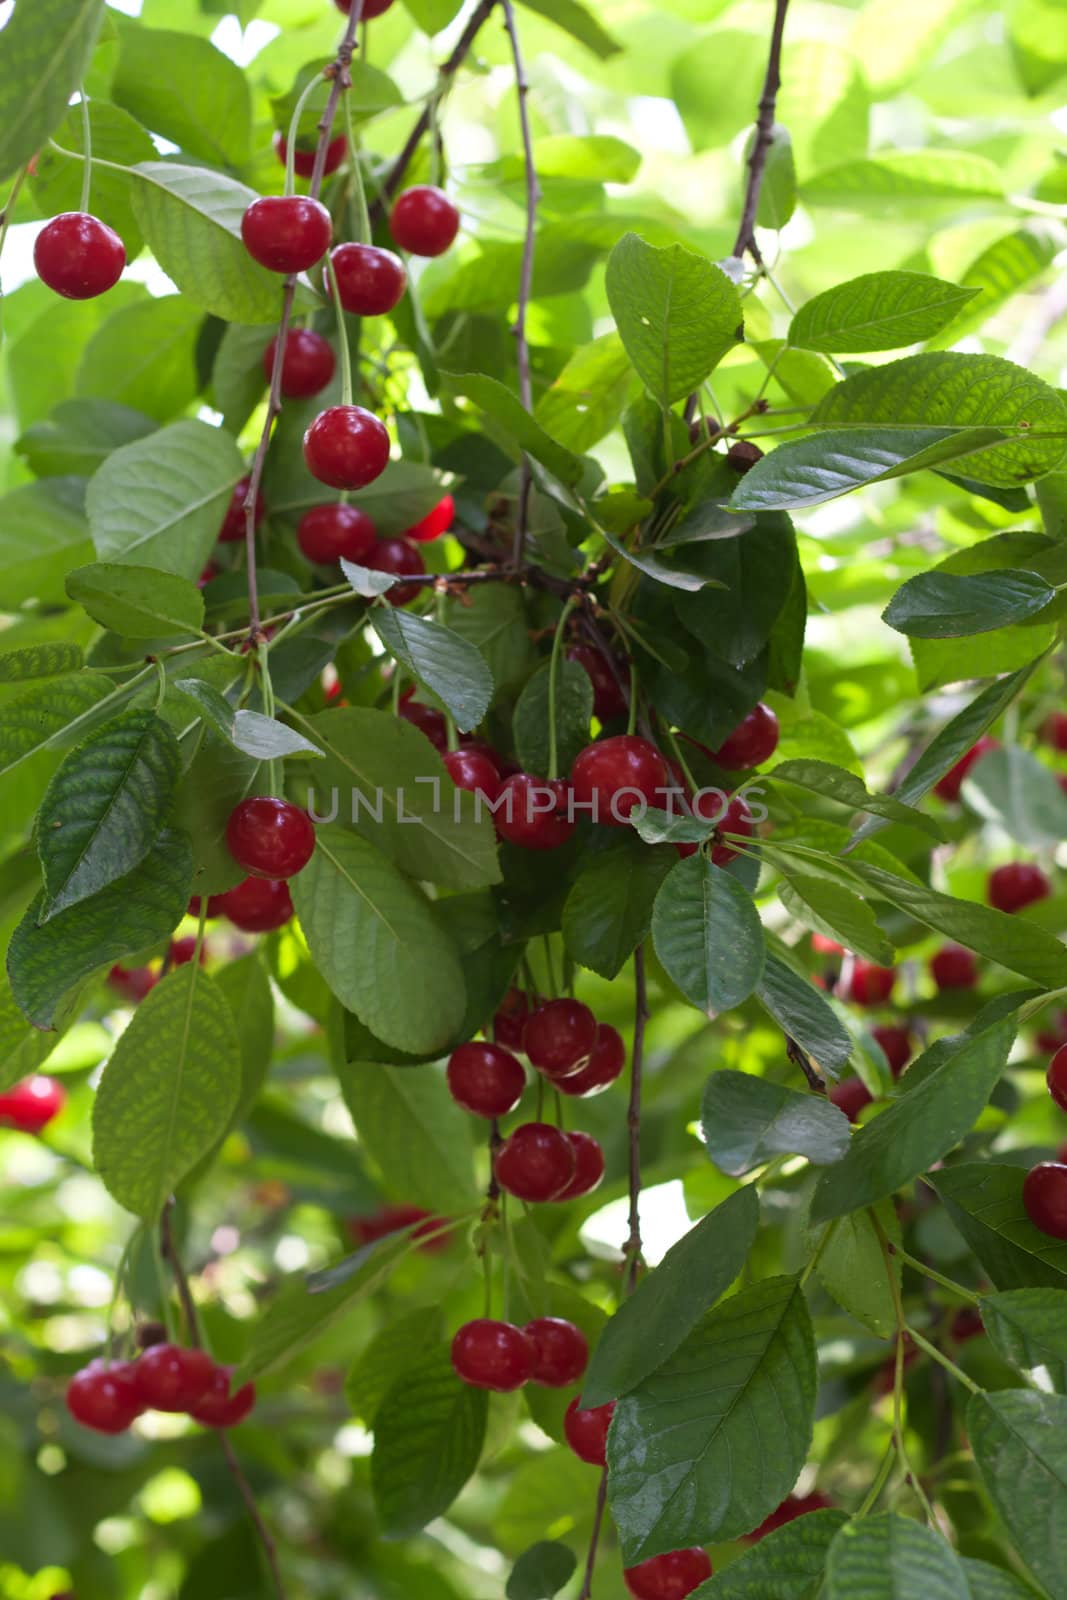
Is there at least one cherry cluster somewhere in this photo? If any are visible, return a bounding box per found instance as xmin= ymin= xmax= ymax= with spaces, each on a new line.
xmin=1022 ymin=1043 xmax=1067 ymax=1240
xmin=66 ymin=1342 xmax=254 ymax=1435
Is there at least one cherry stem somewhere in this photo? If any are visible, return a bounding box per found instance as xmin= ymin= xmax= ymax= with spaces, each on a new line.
xmin=285 ymin=72 xmax=329 ymax=198
xmin=341 ymin=88 xmax=372 ymax=244
xmin=500 ymin=0 xmax=540 ymax=569
xmin=906 ymin=1327 xmax=983 ymax=1396
xmin=577 ymin=1470 xmax=609 ymax=1600
xmin=891 ymin=1245 xmax=981 ymax=1307
xmin=324 ymin=252 xmax=355 ymax=406
xmin=874 ymin=1210 xmax=936 ymax=1525
xmin=78 ymin=90 xmax=92 ymax=215
xmin=547 ymin=594 xmax=580 ymax=779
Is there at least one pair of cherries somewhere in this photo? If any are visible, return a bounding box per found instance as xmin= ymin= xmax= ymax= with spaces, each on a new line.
xmin=451 ymin=1314 xmax=587 ymax=1392
xmin=296 ymin=494 xmax=452 ymax=569
xmin=1020 ymin=1044 xmax=1067 ymax=1241
xmin=66 ymin=1344 xmax=254 ymax=1434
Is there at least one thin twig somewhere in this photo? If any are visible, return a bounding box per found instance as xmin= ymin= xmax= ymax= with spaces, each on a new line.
xmin=577 ymin=1470 xmax=609 ymax=1600
xmin=732 ymin=0 xmax=791 ymax=265
xmin=624 ymin=944 xmax=648 ymax=1296
xmin=500 ymin=0 xmax=540 ymax=567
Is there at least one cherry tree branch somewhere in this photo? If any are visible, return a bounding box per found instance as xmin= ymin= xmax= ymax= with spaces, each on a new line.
xmin=577 ymin=1471 xmax=609 ymax=1600
xmin=732 ymin=0 xmax=791 ymax=265
xmin=624 ymin=942 xmax=648 ymax=1293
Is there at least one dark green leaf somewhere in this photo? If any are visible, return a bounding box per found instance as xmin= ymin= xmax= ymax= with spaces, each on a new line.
xmin=346 ymin=1307 xmax=447 ymax=1427
xmin=755 ymin=951 xmax=855 ymax=1078
xmin=507 ymin=1542 xmax=578 ymax=1600
xmin=960 ymin=1559 xmax=1034 ymax=1599
xmin=771 ymin=758 xmax=942 ymax=838
xmin=651 ymin=854 xmax=765 ymax=1013
xmin=979 ymin=1288 xmax=1067 ymax=1392
xmin=0 ymin=673 xmax=115 ymax=783
xmin=0 ymin=644 xmax=84 ymax=684
xmin=696 ymin=1509 xmax=849 ymax=1598
xmin=883 ymin=570 xmax=1054 ymax=638
xmin=513 ymin=658 xmax=593 ymax=779
xmin=929 ymin=1164 xmax=1067 ymax=1290
xmin=440 ymin=371 xmax=588 ymax=487
xmin=967 ymin=1390 xmax=1067 ymax=1598
xmin=562 ymin=834 xmax=674 ymax=980
xmin=776 ymin=872 xmax=894 ymax=967
xmin=66 ymin=562 xmax=205 ymax=639
xmin=371 ymin=1346 xmax=488 ymax=1537
xmin=813 ymin=1199 xmax=902 ymax=1338
xmin=672 ymin=515 xmax=797 ymax=667
xmin=825 ymin=1512 xmax=969 ymax=1600
xmin=701 ymin=1070 xmax=850 ymax=1176
xmin=229 ymin=711 xmax=322 ymax=762
xmin=336 ymin=1061 xmax=479 ymax=1213
xmin=372 ymin=609 xmax=494 ymax=734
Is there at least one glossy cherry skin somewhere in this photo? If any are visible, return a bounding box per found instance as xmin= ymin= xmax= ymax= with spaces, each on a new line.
xmin=624 ymin=1549 xmax=713 ymax=1600
xmin=265 ymin=328 xmax=335 ymax=398
xmin=241 ymin=195 xmax=331 ymax=274
xmin=335 ymin=0 xmax=394 ymax=14
xmin=227 ymin=798 xmax=315 ymax=880
xmin=829 ymin=1077 xmax=872 ymax=1123
xmin=447 ymin=1042 xmax=525 ymax=1117
xmin=564 ymin=1397 xmax=614 ymax=1465
xmin=108 ymin=964 xmax=157 ymax=1003
xmin=132 ymin=1344 xmax=215 ymax=1412
xmin=66 ymin=1360 xmax=143 ymax=1434
xmin=444 ymin=747 xmax=502 ymax=804
xmin=524 ymin=1317 xmax=589 ymax=1387
xmin=304 ymin=405 xmax=390 ymax=490
xmin=930 ymin=944 xmax=978 ymax=991
xmin=297 ymin=502 xmax=377 ymax=565
xmin=988 ymin=862 xmax=1051 ymax=914
xmin=451 ymin=1319 xmax=536 ymax=1391
xmin=328 ymin=241 xmax=407 ymax=315
xmin=217 ymin=876 xmax=294 ymax=932
xmin=404 ymin=494 xmax=454 ymax=543
xmin=711 ymin=703 xmax=779 ymax=770
xmin=1041 ymin=711 xmax=1067 ymax=751
xmin=745 ymin=1492 xmax=834 ymax=1543
xmin=34 ymin=212 xmax=125 ymax=299
xmin=871 ymin=1025 xmax=912 ymax=1079
xmin=273 ymin=130 xmax=346 ymax=178
xmin=218 ymin=476 xmax=265 ymax=543
xmin=1023 ymin=1162 xmax=1067 ymax=1240
xmin=0 ymin=1075 xmax=66 ymax=1134
xmin=524 ymin=999 xmax=598 ymax=1079
xmin=933 ymin=735 xmax=999 ymax=802
xmin=495 ymin=1122 xmax=576 ymax=1202
xmin=496 ymin=774 xmax=576 ymax=851
xmin=188 ymin=1364 xmax=256 ymax=1427
xmin=559 ymin=1023 xmax=625 ymax=1098
xmin=366 ymin=536 xmax=425 ymax=605
xmin=398 ymin=696 xmax=448 ymax=750
xmin=556 ymin=1131 xmax=605 ymax=1200
xmin=390 ymin=185 xmax=461 ymax=256
xmin=566 ymin=643 xmax=628 ymax=722
xmin=846 ymin=962 xmax=895 ymax=1007
xmin=571 ymin=735 xmax=669 ymax=826
xmin=710 ymin=793 xmax=756 ymax=866
xmin=493 ymin=987 xmax=532 ymax=1051
xmin=1048 ymin=1044 xmax=1067 ymax=1112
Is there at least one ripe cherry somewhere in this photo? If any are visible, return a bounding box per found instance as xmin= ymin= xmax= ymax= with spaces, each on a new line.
xmin=447 ymin=1042 xmax=525 ymax=1118
xmin=390 ymin=185 xmax=461 ymax=256
xmin=241 ymin=195 xmax=331 ymax=274
xmin=227 ymin=798 xmax=315 ymax=879
xmin=493 ymin=987 xmax=532 ymax=1051
xmin=829 ymin=1077 xmax=872 ymax=1123
xmin=108 ymin=964 xmax=157 ymax=1003
xmin=745 ymin=1492 xmax=835 ymax=1542
xmin=812 ymin=933 xmax=843 ymax=956
xmin=711 ymin=703 xmax=779 ymax=770
xmin=189 ymin=893 xmax=224 ymax=918
xmin=988 ymin=862 xmax=1051 ymax=914
xmin=335 ymin=0 xmax=394 ymax=14
xmin=327 ymin=241 xmax=407 ymax=315
xmin=559 ymin=1023 xmax=625 ymax=1097
xmin=1047 ymin=1044 xmax=1067 ymax=1112
xmin=398 ymin=696 xmax=448 ymax=750
xmin=623 ymin=1549 xmax=713 ymax=1600
xmin=66 ymin=1360 xmax=143 ymax=1434
xmin=1036 ymin=1010 xmax=1067 ymax=1054
xmin=297 ymin=502 xmax=377 ymax=565
xmin=304 ymin=405 xmax=390 ymax=490
xmin=871 ymin=1025 xmax=912 ymax=1078
xmin=265 ymin=328 xmax=335 ymax=398
xmin=365 ymin=536 xmax=425 ymax=605
xmin=188 ymin=1364 xmax=256 ymax=1428
xmin=571 ymin=735 xmax=669 ymax=826
xmin=564 ymin=1396 xmax=614 ymax=1465
xmin=168 ymin=936 xmax=205 ymax=968
xmin=556 ymin=1130 xmax=605 ymax=1201
xmin=933 ymin=736 xmax=998 ymax=802
xmin=496 ymin=774 xmax=576 ymax=850
xmin=846 ymin=962 xmax=895 ymax=1006
xmin=218 ymin=476 xmax=265 ymax=543
xmin=0 ymin=1076 xmax=66 ymax=1134
xmin=451 ymin=1319 xmax=536 ymax=1391
xmin=524 ymin=1318 xmax=589 ymax=1387
xmin=495 ymin=1122 xmax=576 ymax=1202
xmin=710 ymin=793 xmax=756 ymax=866
xmin=930 ymin=944 xmax=978 ymax=991
xmin=444 ymin=746 xmax=502 ymax=804
xmin=404 ymin=494 xmax=454 ymax=543
xmin=34 ymin=212 xmax=125 ymax=299
xmin=950 ymin=1307 xmax=985 ymax=1343
xmin=1041 ymin=711 xmax=1067 ymax=751
xmin=349 ymin=1204 xmax=448 ymax=1254
xmin=524 ymin=999 xmax=598 ymax=1079
xmin=198 ymin=562 xmax=219 ymax=588
xmin=217 ymin=876 xmax=293 ymax=932
xmin=566 ymin=643 xmax=628 ymax=723
xmin=273 ymin=130 xmax=346 ymax=178
xmin=1022 ymin=1162 xmax=1067 ymax=1240
xmin=132 ymin=1344 xmax=215 ymax=1412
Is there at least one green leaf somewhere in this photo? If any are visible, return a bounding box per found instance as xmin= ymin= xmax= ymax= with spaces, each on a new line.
xmin=755 ymin=953 xmax=855 ymax=1078
xmin=608 ymin=1275 xmax=817 ymax=1560
xmin=0 ymin=979 xmax=71 ymax=1094
xmin=596 ymin=522 xmax=720 ymax=592
xmin=963 ymin=745 xmax=1067 ymax=849
xmin=439 ymin=372 xmax=589 ymax=488
xmin=66 ymin=562 xmax=205 ymax=639
xmin=582 ymin=1187 xmax=759 ymax=1409
xmin=346 ymin=1306 xmax=447 ymax=1427
xmin=535 ymin=332 xmax=642 ymax=453
xmin=507 ymin=1544 xmax=577 ymax=1600
xmin=813 ymin=1200 xmax=902 ymax=1338
xmin=562 ymin=834 xmax=674 ymax=981
xmin=960 ymin=1559 xmax=1035 ymax=1600
xmin=776 ymin=872 xmax=895 ymax=967
xmin=929 ymin=1164 xmax=1067 ymax=1291
xmin=651 ymin=854 xmax=766 ymax=1014
xmin=92 ymin=964 xmax=241 ymax=1220
xmin=672 ymin=514 xmax=797 ymax=667
xmin=514 ymin=0 xmax=621 ymax=57
xmin=0 ymin=674 xmax=121 ymax=784
xmin=87 ymin=419 xmax=245 ymax=579
xmin=825 ymin=1512 xmax=970 ymax=1600
xmin=371 ymin=1346 xmax=488 ymax=1537
xmin=980 ymin=1288 xmax=1067 ymax=1392
xmin=36 ymin=710 xmax=180 ymax=921
xmin=0 ymin=0 xmax=106 ymax=184
xmin=696 ymin=1508 xmax=849 ymax=1598
xmin=75 ymin=295 xmax=204 ymax=423
xmin=804 ymin=150 xmax=1004 ymax=204
xmin=967 ymin=1390 xmax=1067 ymax=1598
xmin=112 ymin=23 xmax=251 ymax=167
xmin=0 ymin=478 xmax=94 ymax=608
xmin=513 ymin=658 xmax=593 ymax=780
xmin=29 ymin=100 xmax=156 ymax=260
xmin=752 ymin=124 xmax=796 ymax=231
xmin=229 ymin=711 xmax=322 ymax=762
xmin=372 ymin=610 xmax=493 ymax=734
xmin=17 ymin=398 xmax=156 ymax=477
xmin=336 ymin=1061 xmax=478 ymax=1214
xmin=212 ymin=952 xmax=275 ymax=1134
xmin=605 ymin=233 xmax=742 ymax=406
xmin=0 ymin=644 xmax=84 ymax=684
xmin=444 ymin=585 xmax=535 ymax=699
xmin=790 ymin=271 xmax=981 ymax=353
xmin=701 ymin=1070 xmax=850 ymax=1177
xmin=289 ymin=824 xmax=466 ymax=1055
xmin=883 ymin=570 xmax=1055 ymax=637
xmin=340 ymin=557 xmax=402 ymax=599
xmin=771 ymin=759 xmax=942 ymax=838
xmin=171 ymin=727 xmax=268 ymax=898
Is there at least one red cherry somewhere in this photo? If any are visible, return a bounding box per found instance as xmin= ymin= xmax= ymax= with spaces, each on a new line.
xmin=559 ymin=1023 xmax=626 ymax=1097
xmin=335 ymin=0 xmax=394 ymax=14
xmin=0 ymin=1075 xmax=66 ymax=1134
xmin=188 ymin=894 xmax=225 ymax=919
xmin=241 ymin=195 xmax=331 ymax=274
xmin=624 ymin=1549 xmax=713 ymax=1600
xmin=304 ymin=405 xmax=390 ymax=490
xmin=524 ymin=999 xmax=598 ymax=1079
xmin=745 ymin=1492 xmax=835 ymax=1543
xmin=273 ymin=130 xmax=346 ymax=178
xmin=348 ymin=1204 xmax=449 ymax=1254
xmin=264 ymin=328 xmax=336 ymax=399
xmin=988 ymin=862 xmax=1051 ymax=914
xmin=950 ymin=1307 xmax=985 ymax=1343
xmin=168 ymin=936 xmax=205 ymax=968
xmin=495 ymin=773 xmax=576 ymax=851
xmin=218 ymin=476 xmax=265 ymax=544
xmin=564 ymin=1396 xmax=615 ymax=1465
xmin=846 ymin=962 xmax=895 ymax=1006
xmin=365 ymin=536 xmax=425 ymax=606
xmin=930 ymin=944 xmax=978 ymax=991
xmin=556 ymin=1130 xmax=605 ymax=1201
xmin=34 ymin=212 xmax=125 ymax=299
xmin=198 ymin=562 xmax=219 ymax=588
xmin=447 ymin=1042 xmax=525 ymax=1118
xmin=871 ymin=1025 xmax=912 ymax=1079
xmin=710 ymin=793 xmax=756 ymax=866
xmin=404 ymin=494 xmax=455 ymax=543
xmin=107 ymin=964 xmax=157 ymax=1003
xmin=188 ymin=1364 xmax=256 ymax=1427
xmin=444 ymin=746 xmax=502 ymax=804
xmin=1023 ymin=1162 xmax=1067 ymax=1239
xmin=495 ymin=1122 xmax=577 ymax=1202
xmin=1047 ymin=1044 xmax=1067 ymax=1112
xmin=812 ymin=934 xmax=843 ymax=955
xmin=227 ymin=798 xmax=315 ymax=880
xmin=217 ymin=876 xmax=293 ymax=932
xmin=66 ymin=1360 xmax=143 ymax=1434
xmin=711 ymin=703 xmax=779 ymax=770
xmin=1041 ymin=711 xmax=1067 ymax=751
xmin=566 ymin=643 xmax=628 ymax=722
xmin=390 ymin=185 xmax=461 ymax=257
xmin=571 ymin=735 xmax=669 ymax=827
xmin=451 ymin=1319 xmax=535 ymax=1391
xmin=933 ymin=736 xmax=999 ymax=802
xmin=524 ymin=1317 xmax=589 ymax=1387
xmin=1037 ymin=1010 xmax=1067 ymax=1054
xmin=327 ymin=242 xmax=407 ymax=315
xmin=132 ymin=1344 xmax=215 ymax=1412
xmin=297 ymin=502 xmax=377 ymax=565
xmin=829 ymin=1077 xmax=872 ymax=1123
xmin=398 ymin=697 xmax=448 ymax=750
xmin=493 ymin=987 xmax=532 ymax=1051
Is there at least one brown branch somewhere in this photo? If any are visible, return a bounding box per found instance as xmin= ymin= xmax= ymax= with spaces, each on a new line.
xmin=624 ymin=942 xmax=648 ymax=1296
xmin=786 ymin=1034 xmax=825 ymax=1094
xmin=732 ymin=0 xmax=791 ymax=265
xmin=577 ymin=1470 xmax=609 ymax=1600
xmin=499 ymin=0 xmax=540 ymax=567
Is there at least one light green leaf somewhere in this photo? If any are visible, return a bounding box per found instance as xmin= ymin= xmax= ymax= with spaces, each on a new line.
xmin=0 ymin=0 xmax=106 ymax=183
xmin=701 ymin=1070 xmax=850 ymax=1177
xmin=805 ymin=150 xmax=1003 ymax=204
xmin=813 ymin=1200 xmax=902 ymax=1338
xmin=0 ymin=644 xmax=84 ymax=684
xmin=514 ymin=658 xmax=593 ymax=780
xmin=440 ymin=371 xmax=589 ymax=488
xmin=340 ymin=557 xmax=399 ymax=598
xmin=444 ymin=584 xmax=535 ymax=699
xmin=75 ymin=295 xmax=204 ymax=423
xmin=514 ymin=0 xmax=621 ymax=57
xmin=372 ymin=610 xmax=494 ymax=734
xmin=336 ymin=1060 xmax=478 ymax=1214
xmin=929 ymin=1164 xmax=1067 ymax=1291
xmin=967 ymin=1390 xmax=1067 ymax=1598
xmin=371 ymin=1346 xmax=488 ymax=1537
xmin=771 ymin=759 xmax=942 ymax=838
xmin=980 ymin=1288 xmax=1067 ymax=1392
xmin=113 ymin=23 xmax=252 ymax=167
xmin=0 ymin=674 xmax=117 ymax=784
xmin=66 ymin=562 xmax=205 ymax=639
xmin=212 ymin=952 xmax=275 ymax=1134
xmin=883 ymin=570 xmax=1054 ymax=637
xmin=790 ymin=271 xmax=980 ymax=352
xmin=776 ymin=873 xmax=894 ymax=967
xmin=963 ymin=745 xmax=1067 ymax=849
xmin=0 ymin=478 xmax=94 ymax=608
xmin=230 ymin=711 xmax=322 ymax=762
xmin=825 ymin=1512 xmax=969 ymax=1600
xmin=17 ymin=399 xmax=156 ymax=478
xmin=651 ymin=854 xmax=765 ymax=1014
xmin=29 ymin=100 xmax=156 ymax=260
